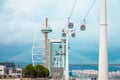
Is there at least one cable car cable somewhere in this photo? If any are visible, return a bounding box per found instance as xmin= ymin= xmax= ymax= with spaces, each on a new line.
xmin=69 ymin=0 xmax=77 ymax=21
xmin=84 ymin=0 xmax=97 ymax=20
xmin=64 ymin=0 xmax=77 ymax=29
xmin=74 ymin=0 xmax=97 ymax=30
xmin=62 ymin=0 xmax=96 ymax=36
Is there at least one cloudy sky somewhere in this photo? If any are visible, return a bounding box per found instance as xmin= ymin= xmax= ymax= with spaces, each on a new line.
xmin=0 ymin=0 xmax=120 ymax=64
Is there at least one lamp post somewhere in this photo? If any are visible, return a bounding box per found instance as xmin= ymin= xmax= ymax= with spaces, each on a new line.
xmin=98 ymin=0 xmax=108 ymax=80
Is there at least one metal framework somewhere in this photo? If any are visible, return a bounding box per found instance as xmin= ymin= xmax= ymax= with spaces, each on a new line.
xmin=32 ymin=33 xmax=45 ymax=66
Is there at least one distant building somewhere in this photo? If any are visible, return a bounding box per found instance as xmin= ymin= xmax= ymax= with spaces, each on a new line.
xmin=49 ymin=39 xmax=66 ymax=79
xmin=6 ymin=68 xmax=22 ymax=78
xmin=0 ymin=65 xmax=6 ymax=78
xmin=0 ymin=62 xmax=15 ymax=68
xmin=70 ymin=70 xmax=120 ymax=80
xmin=0 ymin=62 xmax=22 ymax=79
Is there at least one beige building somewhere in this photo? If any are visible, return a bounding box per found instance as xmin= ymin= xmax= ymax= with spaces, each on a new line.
xmin=0 ymin=65 xmax=22 ymax=79
xmin=0 ymin=65 xmax=6 ymax=78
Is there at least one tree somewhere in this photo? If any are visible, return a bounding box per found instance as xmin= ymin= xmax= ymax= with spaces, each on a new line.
xmin=23 ymin=64 xmax=35 ymax=78
xmin=34 ymin=65 xmax=44 ymax=78
xmin=34 ymin=65 xmax=49 ymax=78
xmin=23 ymin=64 xmax=49 ymax=78
xmin=42 ymin=67 xmax=49 ymax=78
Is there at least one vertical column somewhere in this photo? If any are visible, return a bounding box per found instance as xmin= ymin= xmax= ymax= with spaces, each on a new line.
xmin=45 ymin=18 xmax=49 ymax=69
xmin=62 ymin=41 xmax=64 ymax=68
xmin=65 ymin=32 xmax=69 ymax=80
xmin=98 ymin=0 xmax=108 ymax=80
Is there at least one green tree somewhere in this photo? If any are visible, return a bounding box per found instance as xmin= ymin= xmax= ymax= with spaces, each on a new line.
xmin=34 ymin=65 xmax=49 ymax=78
xmin=34 ymin=64 xmax=44 ymax=78
xmin=23 ymin=64 xmax=49 ymax=78
xmin=42 ymin=67 xmax=49 ymax=78
xmin=23 ymin=64 xmax=35 ymax=78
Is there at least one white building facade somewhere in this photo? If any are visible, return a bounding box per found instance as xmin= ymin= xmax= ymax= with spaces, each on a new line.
xmin=0 ymin=66 xmax=6 ymax=75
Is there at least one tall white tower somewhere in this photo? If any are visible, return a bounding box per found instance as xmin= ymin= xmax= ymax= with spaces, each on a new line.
xmin=98 ymin=0 xmax=108 ymax=80
xmin=41 ymin=18 xmax=52 ymax=69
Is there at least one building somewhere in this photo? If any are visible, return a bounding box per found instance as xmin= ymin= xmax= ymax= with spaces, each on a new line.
xmin=6 ymin=68 xmax=22 ymax=78
xmin=0 ymin=65 xmax=6 ymax=78
xmin=49 ymin=39 xmax=66 ymax=79
xmin=70 ymin=70 xmax=120 ymax=80
xmin=0 ymin=62 xmax=22 ymax=79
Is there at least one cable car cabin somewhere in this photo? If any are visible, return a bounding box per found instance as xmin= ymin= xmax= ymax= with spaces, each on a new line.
xmin=62 ymin=32 xmax=66 ymax=37
xmin=71 ymin=33 xmax=75 ymax=37
xmin=68 ymin=22 xmax=74 ymax=28
xmin=80 ymin=25 xmax=86 ymax=31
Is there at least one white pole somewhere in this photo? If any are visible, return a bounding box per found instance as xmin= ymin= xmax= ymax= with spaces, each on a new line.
xmin=62 ymin=41 xmax=64 ymax=67
xmin=98 ymin=0 xmax=108 ymax=80
xmin=65 ymin=32 xmax=69 ymax=80
xmin=62 ymin=41 xmax=64 ymax=79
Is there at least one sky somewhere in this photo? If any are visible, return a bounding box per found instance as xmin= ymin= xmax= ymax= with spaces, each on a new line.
xmin=0 ymin=0 xmax=120 ymax=64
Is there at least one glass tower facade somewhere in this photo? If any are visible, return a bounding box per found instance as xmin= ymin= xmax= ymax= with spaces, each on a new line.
xmin=49 ymin=39 xmax=66 ymax=78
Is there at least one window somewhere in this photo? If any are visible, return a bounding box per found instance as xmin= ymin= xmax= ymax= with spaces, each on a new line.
xmin=17 ymin=70 xmax=22 ymax=73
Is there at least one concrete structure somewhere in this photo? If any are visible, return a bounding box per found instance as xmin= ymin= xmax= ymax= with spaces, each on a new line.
xmin=0 ymin=66 xmax=6 ymax=75
xmin=0 ymin=66 xmax=6 ymax=78
xmin=70 ymin=70 xmax=120 ymax=80
xmin=62 ymin=28 xmax=75 ymax=80
xmin=64 ymin=31 xmax=69 ymax=80
xmin=49 ymin=39 xmax=66 ymax=79
xmin=0 ymin=63 xmax=22 ymax=79
xmin=32 ymin=18 xmax=52 ymax=69
xmin=6 ymin=68 xmax=22 ymax=78
xmin=98 ymin=0 xmax=108 ymax=80
xmin=41 ymin=18 xmax=52 ymax=70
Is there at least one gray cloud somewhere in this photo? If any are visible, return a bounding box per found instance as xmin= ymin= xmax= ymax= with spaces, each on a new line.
xmin=0 ymin=0 xmax=120 ymax=63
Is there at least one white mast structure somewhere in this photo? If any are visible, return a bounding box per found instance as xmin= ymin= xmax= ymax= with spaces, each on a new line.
xmin=98 ymin=0 xmax=108 ymax=80
xmin=65 ymin=31 xmax=69 ymax=80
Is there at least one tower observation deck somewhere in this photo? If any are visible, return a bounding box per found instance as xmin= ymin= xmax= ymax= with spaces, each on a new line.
xmin=41 ymin=18 xmax=52 ymax=70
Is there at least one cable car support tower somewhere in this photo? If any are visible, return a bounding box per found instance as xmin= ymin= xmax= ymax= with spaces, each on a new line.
xmin=98 ymin=0 xmax=108 ymax=80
